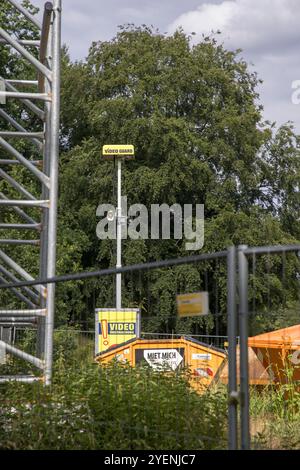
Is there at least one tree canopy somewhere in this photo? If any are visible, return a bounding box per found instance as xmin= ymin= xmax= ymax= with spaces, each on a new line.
xmin=0 ymin=7 xmax=299 ymax=334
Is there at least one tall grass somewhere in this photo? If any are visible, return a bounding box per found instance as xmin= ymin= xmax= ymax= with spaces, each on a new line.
xmin=250 ymin=357 xmax=300 ymax=449
xmin=0 ymin=331 xmax=228 ymax=450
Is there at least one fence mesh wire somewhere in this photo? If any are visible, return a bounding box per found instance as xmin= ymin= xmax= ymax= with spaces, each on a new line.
xmin=0 ymin=256 xmax=231 ymax=450
xmin=1 ymin=247 xmax=300 ymax=449
xmin=246 ymin=249 xmax=300 ymax=450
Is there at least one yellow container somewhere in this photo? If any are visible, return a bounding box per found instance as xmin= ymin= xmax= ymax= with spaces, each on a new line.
xmin=95 ymin=336 xmax=227 ymax=393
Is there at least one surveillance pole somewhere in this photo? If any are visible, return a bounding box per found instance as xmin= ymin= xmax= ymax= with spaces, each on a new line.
xmin=116 ymin=158 xmax=122 ymax=309
xmin=102 ymin=145 xmax=135 ymax=310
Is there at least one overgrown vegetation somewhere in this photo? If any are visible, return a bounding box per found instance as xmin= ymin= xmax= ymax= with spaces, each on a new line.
xmin=0 ymin=336 xmax=228 ymax=450
xmin=1 ymin=332 xmax=300 ymax=450
xmin=250 ymin=383 xmax=300 ymax=449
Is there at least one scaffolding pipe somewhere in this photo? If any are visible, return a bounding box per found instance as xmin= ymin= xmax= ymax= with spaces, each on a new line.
xmin=0 ymin=39 xmax=40 ymax=46
xmin=2 ymin=81 xmax=45 ymax=120
xmin=0 ymin=341 xmax=44 ymax=369
xmin=0 ymin=240 xmax=40 ymax=246
xmin=0 ymin=28 xmax=51 ymax=80
xmin=0 ymin=108 xmax=42 ymax=150
xmin=44 ymin=0 xmax=61 ymax=386
xmin=0 ymin=160 xmax=41 ymax=166
xmin=39 ymin=2 xmax=53 ymax=92
xmin=0 ymin=223 xmax=41 ymax=231
xmin=0 ymin=131 xmax=44 ymax=139
xmin=0 ymin=275 xmax=37 ymax=308
xmin=0 ymin=249 xmax=45 ymax=297
xmin=0 ymin=309 xmax=46 ymax=316
xmin=0 ymin=323 xmax=36 ymax=327
xmin=0 ymin=192 xmax=38 ymax=225
xmin=0 ymin=168 xmax=37 ymax=200
xmin=7 ymin=0 xmax=42 ymax=29
xmin=0 ymin=376 xmax=42 ymax=384
xmin=0 ymin=265 xmax=39 ymax=303
xmin=0 ymin=91 xmax=50 ymax=101
xmin=0 ymin=137 xmax=50 ymax=187
xmin=0 ymin=200 xmax=49 ymax=208
xmin=5 ymin=80 xmax=38 ymax=85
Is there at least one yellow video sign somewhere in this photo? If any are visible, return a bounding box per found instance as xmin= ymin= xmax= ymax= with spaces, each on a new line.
xmin=102 ymin=145 xmax=135 ymax=160
xmin=177 ymin=292 xmax=209 ymax=318
xmin=95 ymin=308 xmax=140 ymax=354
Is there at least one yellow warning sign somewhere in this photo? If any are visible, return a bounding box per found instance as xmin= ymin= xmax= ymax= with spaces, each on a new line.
xmin=177 ymin=292 xmax=209 ymax=317
xmin=95 ymin=308 xmax=140 ymax=354
xmin=102 ymin=145 xmax=135 ymax=159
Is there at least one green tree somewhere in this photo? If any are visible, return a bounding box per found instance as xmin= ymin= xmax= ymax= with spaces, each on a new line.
xmin=57 ymin=26 xmax=300 ymax=333
xmin=1 ymin=16 xmax=299 ymax=334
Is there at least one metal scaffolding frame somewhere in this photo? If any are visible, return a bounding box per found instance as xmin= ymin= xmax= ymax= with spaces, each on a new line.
xmin=0 ymin=0 xmax=61 ymax=385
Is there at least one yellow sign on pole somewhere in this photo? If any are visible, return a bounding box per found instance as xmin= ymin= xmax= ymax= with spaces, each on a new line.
xmin=95 ymin=308 xmax=140 ymax=354
xmin=102 ymin=144 xmax=135 ymax=159
xmin=177 ymin=292 xmax=209 ymax=318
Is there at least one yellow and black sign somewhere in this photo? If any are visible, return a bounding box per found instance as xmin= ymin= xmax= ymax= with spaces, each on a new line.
xmin=177 ymin=292 xmax=209 ymax=317
xmin=102 ymin=145 xmax=135 ymax=160
xmin=95 ymin=308 xmax=140 ymax=354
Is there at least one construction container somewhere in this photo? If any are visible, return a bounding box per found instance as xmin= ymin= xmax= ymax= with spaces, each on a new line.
xmin=220 ymin=324 xmax=300 ymax=386
xmin=219 ymin=346 xmax=271 ymax=386
xmin=95 ymin=336 xmax=227 ymax=392
xmin=248 ymin=324 xmax=300 ymax=384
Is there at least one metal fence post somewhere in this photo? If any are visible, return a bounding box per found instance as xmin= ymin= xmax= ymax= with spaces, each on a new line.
xmin=227 ymin=246 xmax=238 ymax=449
xmin=238 ymin=245 xmax=250 ymax=450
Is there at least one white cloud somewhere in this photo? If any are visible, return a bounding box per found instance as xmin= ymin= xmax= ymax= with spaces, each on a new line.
xmin=169 ymin=0 xmax=300 ymax=131
xmin=29 ymin=0 xmax=300 ymax=130
xmin=169 ymin=0 xmax=300 ymax=53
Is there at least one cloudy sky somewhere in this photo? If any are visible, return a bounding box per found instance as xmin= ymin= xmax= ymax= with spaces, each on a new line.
xmin=32 ymin=0 xmax=300 ymax=132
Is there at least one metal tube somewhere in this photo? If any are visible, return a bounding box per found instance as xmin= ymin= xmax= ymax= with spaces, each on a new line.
xmin=7 ymin=0 xmax=42 ymax=29
xmin=0 ymin=376 xmax=42 ymax=384
xmin=244 ymin=244 xmax=300 ymax=255
xmin=3 ymin=81 xmax=45 ymax=120
xmin=0 ymin=168 xmax=37 ymax=200
xmin=0 ymin=160 xmax=41 ymax=166
xmin=0 ymin=240 xmax=39 ymax=246
xmin=0 ymin=249 xmax=45 ymax=297
xmin=0 ymin=108 xmax=43 ymax=150
xmin=0 ymin=28 xmax=51 ymax=81
xmin=238 ymin=245 xmax=250 ymax=450
xmin=0 ymin=91 xmax=50 ymax=101
xmin=0 ymin=131 xmax=44 ymax=139
xmin=0 ymin=223 xmax=40 ymax=231
xmin=5 ymin=80 xmax=38 ymax=85
xmin=0 ymin=250 xmax=229 ymax=291
xmin=0 ymin=192 xmax=38 ymax=224
xmin=0 ymin=275 xmax=37 ymax=308
xmin=39 ymin=2 xmax=53 ymax=93
xmin=37 ymin=25 xmax=53 ymax=358
xmin=0 ymin=323 xmax=36 ymax=327
xmin=0 ymin=317 xmax=38 ymax=322
xmin=0 ymin=341 xmax=44 ymax=369
xmin=116 ymin=159 xmax=122 ymax=309
xmin=0 ymin=309 xmax=45 ymax=316
xmin=0 ymin=39 xmax=40 ymax=46
xmin=0 ymin=264 xmax=39 ymax=303
xmin=227 ymin=246 xmax=238 ymax=450
xmin=0 ymin=200 xmax=49 ymax=208
xmin=44 ymin=0 xmax=61 ymax=386
xmin=0 ymin=137 xmax=50 ymax=187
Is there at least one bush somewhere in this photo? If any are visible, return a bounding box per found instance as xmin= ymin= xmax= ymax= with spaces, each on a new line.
xmin=0 ymin=361 xmax=227 ymax=450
